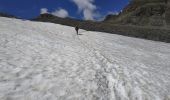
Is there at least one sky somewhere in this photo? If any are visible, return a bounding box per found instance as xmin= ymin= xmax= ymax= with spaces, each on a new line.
xmin=0 ymin=0 xmax=129 ymax=20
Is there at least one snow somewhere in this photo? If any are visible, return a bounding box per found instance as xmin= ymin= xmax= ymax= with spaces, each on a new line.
xmin=0 ymin=17 xmax=170 ymax=100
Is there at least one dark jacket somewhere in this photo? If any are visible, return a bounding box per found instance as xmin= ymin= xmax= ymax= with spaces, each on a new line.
xmin=75 ymin=26 xmax=79 ymax=31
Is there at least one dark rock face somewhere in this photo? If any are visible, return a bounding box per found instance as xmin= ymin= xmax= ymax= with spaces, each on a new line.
xmin=165 ymin=0 xmax=170 ymax=25
xmin=0 ymin=13 xmax=16 ymax=18
xmin=39 ymin=13 xmax=54 ymax=19
xmin=122 ymin=0 xmax=167 ymax=13
xmin=130 ymin=3 xmax=166 ymax=26
xmin=105 ymin=0 xmax=170 ymax=27
xmin=104 ymin=14 xmax=119 ymax=22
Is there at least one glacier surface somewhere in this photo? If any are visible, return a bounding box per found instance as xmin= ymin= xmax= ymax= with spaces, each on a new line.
xmin=0 ymin=17 xmax=170 ymax=100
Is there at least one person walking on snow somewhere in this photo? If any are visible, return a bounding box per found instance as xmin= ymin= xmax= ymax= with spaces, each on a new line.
xmin=75 ymin=25 xmax=79 ymax=35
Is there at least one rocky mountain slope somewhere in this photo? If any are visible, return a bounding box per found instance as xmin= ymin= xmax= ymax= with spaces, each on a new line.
xmin=105 ymin=0 xmax=170 ymax=27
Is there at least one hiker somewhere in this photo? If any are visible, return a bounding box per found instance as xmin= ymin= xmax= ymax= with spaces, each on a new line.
xmin=75 ymin=26 xmax=79 ymax=35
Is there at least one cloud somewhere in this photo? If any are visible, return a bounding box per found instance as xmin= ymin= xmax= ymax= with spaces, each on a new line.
xmin=40 ymin=8 xmax=69 ymax=18
xmin=71 ymin=0 xmax=97 ymax=20
xmin=52 ymin=8 xmax=69 ymax=18
xmin=40 ymin=8 xmax=48 ymax=14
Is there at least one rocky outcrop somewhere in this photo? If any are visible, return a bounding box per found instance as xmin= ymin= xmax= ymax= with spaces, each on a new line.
xmin=105 ymin=0 xmax=170 ymax=27
xmin=0 ymin=12 xmax=17 ymax=18
xmin=165 ymin=0 xmax=170 ymax=25
xmin=104 ymin=14 xmax=119 ymax=22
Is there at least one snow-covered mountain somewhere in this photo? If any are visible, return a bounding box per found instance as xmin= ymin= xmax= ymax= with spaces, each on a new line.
xmin=0 ymin=17 xmax=170 ymax=100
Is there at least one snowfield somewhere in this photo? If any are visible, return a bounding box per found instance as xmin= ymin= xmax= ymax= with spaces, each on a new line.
xmin=0 ymin=17 xmax=170 ymax=100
